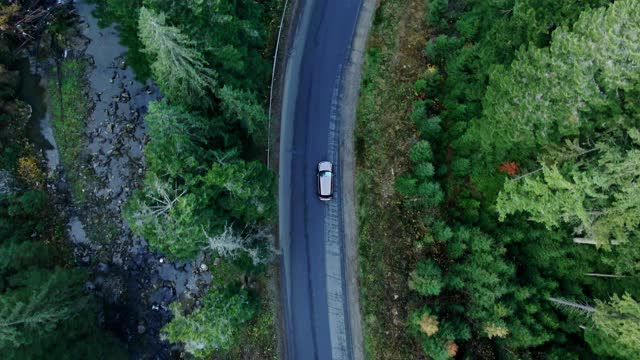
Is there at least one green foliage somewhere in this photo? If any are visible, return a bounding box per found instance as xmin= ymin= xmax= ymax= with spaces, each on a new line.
xmin=399 ymin=0 xmax=640 ymax=358
xmin=125 ymin=1 xmax=278 ymax=349
xmin=409 ymin=140 xmax=433 ymax=163
xmin=141 ymin=0 xmax=271 ymax=94
xmin=218 ymin=85 xmax=268 ymax=143
xmin=0 ymin=268 xmax=88 ymax=348
xmin=396 ymin=140 xmax=444 ymax=207
xmin=126 ymin=176 xmax=203 ymax=259
xmin=163 ymin=286 xmax=256 ymax=358
xmin=125 ymin=99 xmax=275 ymax=260
xmin=7 ymin=0 xmax=282 ymax=356
xmin=413 ymin=115 xmax=442 ymax=142
xmin=468 ymin=0 xmax=640 ymax=168
xmin=409 ymin=260 xmax=442 ymax=296
xmin=199 ymin=159 xmax=275 ymax=224
xmin=138 ymin=7 xmax=217 ymax=107
xmin=410 ymin=308 xmax=471 ymax=360
xmin=0 ymin=46 xmax=123 ymax=357
xmin=47 ymin=59 xmax=93 ymax=204
xmin=0 ymin=192 xmax=125 ymax=359
xmin=425 ymin=0 xmax=449 ymax=31
xmin=142 ymin=100 xmax=205 ymax=177
xmin=498 ymin=140 xmax=640 ymax=258
xmin=590 ymin=293 xmax=640 ymax=357
xmin=424 ymin=35 xmax=462 ymax=66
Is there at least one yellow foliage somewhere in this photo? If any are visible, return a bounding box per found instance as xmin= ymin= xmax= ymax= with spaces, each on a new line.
xmin=484 ymin=323 xmax=509 ymax=339
xmin=0 ymin=4 xmax=20 ymax=32
xmin=418 ymin=313 xmax=439 ymax=336
xmin=17 ymin=155 xmax=44 ymax=187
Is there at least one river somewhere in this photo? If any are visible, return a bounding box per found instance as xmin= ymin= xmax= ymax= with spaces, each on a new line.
xmin=16 ymin=1 xmax=212 ymax=358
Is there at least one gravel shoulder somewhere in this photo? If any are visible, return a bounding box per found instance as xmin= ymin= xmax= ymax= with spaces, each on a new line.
xmin=339 ymin=1 xmax=380 ymax=359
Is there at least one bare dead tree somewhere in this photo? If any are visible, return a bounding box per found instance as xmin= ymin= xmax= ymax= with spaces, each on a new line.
xmin=548 ymin=297 xmax=595 ymax=313
xmin=145 ymin=179 xmax=187 ymax=217
xmin=0 ymin=0 xmax=75 ymax=49
xmin=203 ymin=223 xmax=275 ymax=265
xmin=585 ymin=273 xmax=627 ymax=278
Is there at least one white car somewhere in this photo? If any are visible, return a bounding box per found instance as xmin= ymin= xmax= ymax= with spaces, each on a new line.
xmin=317 ymin=161 xmax=333 ymax=201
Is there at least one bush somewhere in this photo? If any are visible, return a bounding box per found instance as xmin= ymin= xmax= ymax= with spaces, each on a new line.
xmin=163 ymin=286 xmax=257 ymax=358
xmin=426 ymin=0 xmax=449 ymax=30
xmin=409 ymin=141 xmax=433 ymax=163
xmin=409 ymin=260 xmax=443 ymax=296
xmin=415 ymin=163 xmax=435 ymax=179
xmin=424 ymin=35 xmax=463 ymax=65
xmin=415 ymin=116 xmax=442 ymax=142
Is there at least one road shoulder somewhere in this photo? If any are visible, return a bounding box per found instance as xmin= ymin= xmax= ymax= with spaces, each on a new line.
xmin=339 ymin=1 xmax=380 ymax=360
xmin=268 ymin=0 xmax=303 ymax=358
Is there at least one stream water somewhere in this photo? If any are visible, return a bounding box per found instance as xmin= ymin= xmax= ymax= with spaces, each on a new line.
xmin=16 ymin=57 xmax=60 ymax=173
xmin=16 ymin=1 xmax=212 ymax=358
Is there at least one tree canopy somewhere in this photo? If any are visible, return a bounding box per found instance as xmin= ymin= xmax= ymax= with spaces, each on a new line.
xmin=391 ymin=0 xmax=640 ymax=358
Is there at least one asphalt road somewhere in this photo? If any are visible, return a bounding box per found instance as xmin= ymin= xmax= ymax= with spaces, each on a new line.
xmin=279 ymin=0 xmax=363 ymax=359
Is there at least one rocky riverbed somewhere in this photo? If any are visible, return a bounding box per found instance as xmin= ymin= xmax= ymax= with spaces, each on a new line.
xmin=20 ymin=1 xmax=213 ymax=358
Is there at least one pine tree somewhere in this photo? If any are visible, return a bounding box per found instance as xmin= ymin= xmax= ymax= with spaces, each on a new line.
xmin=0 ymin=269 xmax=87 ymax=348
xmin=199 ymin=159 xmax=275 ymax=224
xmin=550 ymin=293 xmax=640 ymax=359
xmin=163 ymin=287 xmax=256 ymax=358
xmin=0 ymin=192 xmax=125 ymax=358
xmin=591 ymin=293 xmax=640 ymax=357
xmin=138 ymin=7 xmax=217 ymax=107
xmin=497 ymin=130 xmax=640 ymax=272
xmin=218 ymin=85 xmax=268 ymax=143
xmin=468 ymin=0 xmax=640 ymax=165
xmin=125 ymin=176 xmax=203 ymax=260
xmin=409 ymin=260 xmax=443 ymax=296
xmin=142 ymin=100 xmax=203 ymax=177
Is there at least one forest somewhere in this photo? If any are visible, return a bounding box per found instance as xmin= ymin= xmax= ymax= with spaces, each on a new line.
xmin=358 ymin=0 xmax=640 ymax=358
xmin=87 ymin=0 xmax=281 ymax=357
xmin=0 ymin=15 xmax=125 ymax=358
xmin=1 ymin=0 xmax=281 ymax=358
xmin=5 ymin=0 xmax=640 ymax=358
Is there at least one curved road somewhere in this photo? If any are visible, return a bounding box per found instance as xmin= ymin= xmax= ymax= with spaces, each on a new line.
xmin=279 ymin=0 xmax=363 ymax=359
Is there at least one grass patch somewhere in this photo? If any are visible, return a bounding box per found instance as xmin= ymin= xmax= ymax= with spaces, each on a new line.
xmin=233 ymin=285 xmax=278 ymax=360
xmin=355 ymin=0 xmax=429 ymax=358
xmin=48 ymin=58 xmax=92 ymax=204
xmin=202 ymin=259 xmax=278 ymax=360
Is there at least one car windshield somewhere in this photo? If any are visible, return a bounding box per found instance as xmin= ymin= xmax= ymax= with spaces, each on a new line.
xmin=320 ymin=171 xmax=332 ymax=177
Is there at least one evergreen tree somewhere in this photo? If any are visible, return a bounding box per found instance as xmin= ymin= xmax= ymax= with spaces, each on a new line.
xmin=218 ymin=85 xmax=268 ymax=143
xmin=0 ymin=268 xmax=88 ymax=348
xmin=591 ymin=293 xmax=640 ymax=357
xmin=125 ymin=176 xmax=203 ymax=260
xmin=163 ymin=286 xmax=256 ymax=358
xmin=409 ymin=260 xmax=443 ymax=296
xmin=142 ymin=0 xmax=270 ymax=93
xmin=138 ymin=7 xmax=217 ymax=107
xmin=468 ymin=0 xmax=640 ymax=166
xmin=497 ymin=131 xmax=640 ymax=272
xmin=551 ymin=293 xmax=640 ymax=359
xmin=0 ymin=192 xmax=125 ymax=358
xmin=141 ymin=100 xmax=204 ymax=177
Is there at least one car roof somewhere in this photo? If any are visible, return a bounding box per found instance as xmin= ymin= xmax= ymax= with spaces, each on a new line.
xmin=319 ymin=173 xmax=332 ymax=196
xmin=318 ymin=161 xmax=332 ymax=172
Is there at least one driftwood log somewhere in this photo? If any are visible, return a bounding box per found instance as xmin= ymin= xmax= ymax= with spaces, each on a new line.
xmin=1 ymin=0 xmax=75 ymax=49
